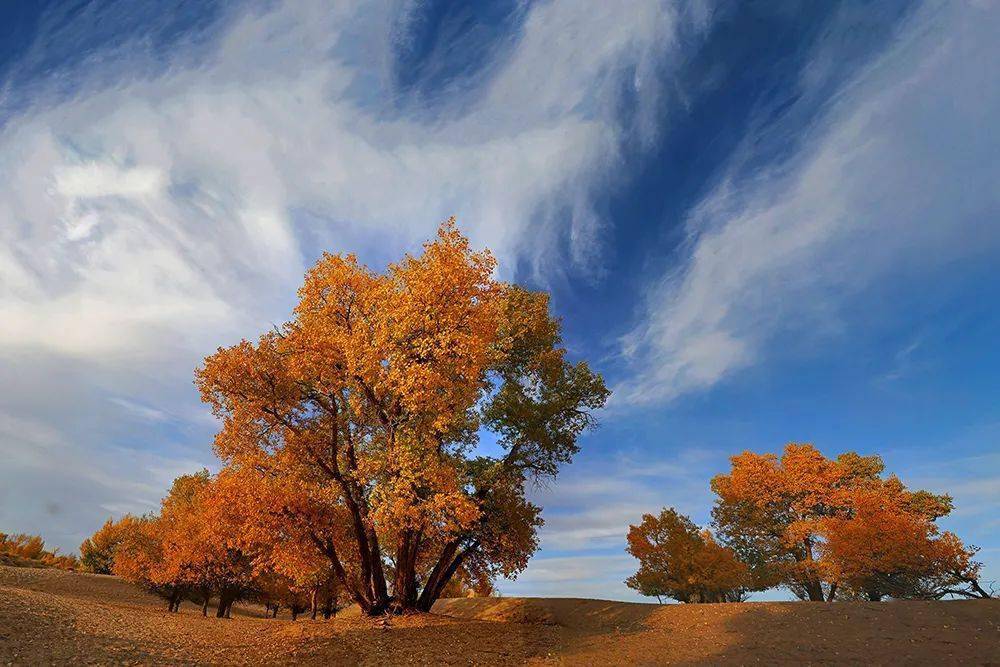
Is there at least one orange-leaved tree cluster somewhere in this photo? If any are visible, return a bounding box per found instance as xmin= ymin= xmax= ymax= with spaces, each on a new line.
xmin=626 ymin=508 xmax=750 ymax=603
xmin=629 ymin=444 xmax=991 ymax=603
xmin=80 ymin=515 xmax=145 ymax=575
xmin=101 ymin=220 xmax=609 ymax=617
xmin=105 ymin=470 xmax=338 ymax=618
xmin=0 ymin=532 xmax=78 ymax=570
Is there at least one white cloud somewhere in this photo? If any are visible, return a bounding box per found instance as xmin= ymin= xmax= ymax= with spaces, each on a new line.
xmin=109 ymin=397 xmax=169 ymax=423
xmin=617 ymin=0 xmax=1000 ymax=406
xmin=500 ymin=554 xmax=637 ymax=600
xmin=527 ymin=448 xmax=722 ymax=553
xmin=1 ymin=0 xmax=704 ymax=362
xmin=54 ymin=163 xmax=165 ymax=199
xmin=0 ymin=0 xmax=707 ymax=552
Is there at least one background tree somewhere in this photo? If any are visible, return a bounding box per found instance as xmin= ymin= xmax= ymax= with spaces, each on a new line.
xmin=112 ymin=516 xmax=183 ymax=611
xmin=819 ymin=486 xmax=988 ymax=600
xmin=112 ymin=471 xmax=263 ymax=616
xmin=711 ymin=443 xmax=988 ymax=601
xmin=626 ymin=508 xmax=750 ymax=603
xmin=196 ymin=220 xmax=608 ymax=615
xmin=80 ymin=515 xmax=142 ymax=574
xmin=0 ymin=533 xmax=78 ymax=570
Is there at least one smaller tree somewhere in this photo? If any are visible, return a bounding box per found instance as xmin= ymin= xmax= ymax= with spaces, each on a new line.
xmin=626 ymin=508 xmax=750 ymax=603
xmin=711 ymin=443 xmax=991 ymax=602
xmin=112 ymin=516 xmax=186 ymax=611
xmin=438 ymin=564 xmax=496 ymax=599
xmin=80 ymin=515 xmax=141 ymax=574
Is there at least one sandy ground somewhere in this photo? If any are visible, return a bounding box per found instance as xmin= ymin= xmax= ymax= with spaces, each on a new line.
xmin=1 ymin=565 xmax=998 ymax=665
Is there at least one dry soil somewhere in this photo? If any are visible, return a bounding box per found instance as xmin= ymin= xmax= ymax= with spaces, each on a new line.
xmin=1 ymin=565 xmax=998 ymax=665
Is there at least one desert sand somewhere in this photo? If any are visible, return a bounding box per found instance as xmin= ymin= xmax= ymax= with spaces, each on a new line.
xmin=1 ymin=565 xmax=997 ymax=665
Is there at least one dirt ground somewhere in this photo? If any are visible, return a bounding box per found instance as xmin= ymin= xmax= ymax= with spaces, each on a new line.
xmin=1 ymin=565 xmax=997 ymax=665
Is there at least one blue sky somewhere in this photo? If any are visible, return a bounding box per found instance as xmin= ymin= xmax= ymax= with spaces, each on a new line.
xmin=0 ymin=0 xmax=997 ymax=602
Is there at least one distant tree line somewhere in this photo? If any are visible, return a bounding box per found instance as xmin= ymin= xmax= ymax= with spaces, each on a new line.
xmin=627 ymin=444 xmax=993 ymax=604
xmin=0 ymin=532 xmax=77 ymax=570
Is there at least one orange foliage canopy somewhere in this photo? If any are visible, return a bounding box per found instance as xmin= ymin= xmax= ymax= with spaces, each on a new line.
xmin=711 ymin=443 xmax=983 ymax=601
xmin=819 ymin=486 xmax=983 ymax=600
xmin=80 ymin=515 xmax=144 ymax=574
xmin=195 ymin=220 xmax=609 ymax=614
xmin=626 ymin=508 xmax=750 ymax=603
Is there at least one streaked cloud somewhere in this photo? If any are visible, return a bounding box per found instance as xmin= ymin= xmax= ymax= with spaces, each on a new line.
xmin=0 ymin=0 xmax=708 ymax=552
xmin=618 ymin=1 xmax=1000 ymax=406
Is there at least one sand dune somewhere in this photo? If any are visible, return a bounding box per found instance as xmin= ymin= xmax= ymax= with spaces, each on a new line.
xmin=1 ymin=565 xmax=997 ymax=665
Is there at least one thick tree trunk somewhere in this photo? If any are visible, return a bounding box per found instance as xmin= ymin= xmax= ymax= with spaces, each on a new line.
xmin=310 ymin=530 xmax=383 ymax=615
xmin=416 ymin=540 xmax=474 ymax=612
xmin=217 ymin=590 xmax=236 ymax=618
xmin=321 ymin=402 xmax=391 ymax=615
xmin=391 ymin=530 xmax=422 ymax=612
xmin=168 ymin=589 xmax=183 ymax=612
xmin=806 ymin=580 xmax=825 ymax=602
xmin=799 ymin=538 xmax=826 ymax=602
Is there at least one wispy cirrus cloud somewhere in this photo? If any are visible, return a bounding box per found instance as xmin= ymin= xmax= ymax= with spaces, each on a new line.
xmin=0 ymin=0 xmax=710 ymax=552
xmin=617 ymin=0 xmax=1000 ymax=406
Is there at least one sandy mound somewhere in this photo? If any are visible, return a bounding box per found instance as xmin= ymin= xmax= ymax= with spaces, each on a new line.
xmin=2 ymin=565 xmax=998 ymax=665
xmin=434 ymin=596 xmax=657 ymax=631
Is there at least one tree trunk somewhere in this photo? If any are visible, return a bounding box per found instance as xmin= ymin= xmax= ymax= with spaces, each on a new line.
xmin=311 ymin=589 xmax=318 ymax=620
xmin=806 ymin=580 xmax=825 ymax=602
xmin=202 ymin=598 xmax=210 ymax=617
xmin=310 ymin=531 xmax=380 ymax=615
xmin=416 ymin=540 xmax=474 ymax=612
xmin=799 ymin=538 xmax=826 ymax=602
xmin=391 ymin=530 xmax=422 ymax=612
xmin=217 ymin=590 xmax=236 ymax=618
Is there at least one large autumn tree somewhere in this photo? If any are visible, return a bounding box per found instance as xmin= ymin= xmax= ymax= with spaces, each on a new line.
xmin=196 ymin=220 xmax=609 ymax=614
xmin=711 ymin=443 xmax=985 ymax=601
xmin=626 ymin=508 xmax=750 ymax=603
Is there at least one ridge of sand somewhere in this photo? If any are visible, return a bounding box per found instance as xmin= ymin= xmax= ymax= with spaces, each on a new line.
xmin=2 ymin=565 xmax=998 ymax=665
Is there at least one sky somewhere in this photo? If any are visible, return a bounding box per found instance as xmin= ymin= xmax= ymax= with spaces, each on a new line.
xmin=0 ymin=0 xmax=998 ymax=602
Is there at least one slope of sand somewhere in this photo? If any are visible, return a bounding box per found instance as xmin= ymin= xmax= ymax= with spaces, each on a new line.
xmin=2 ymin=565 xmax=998 ymax=665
